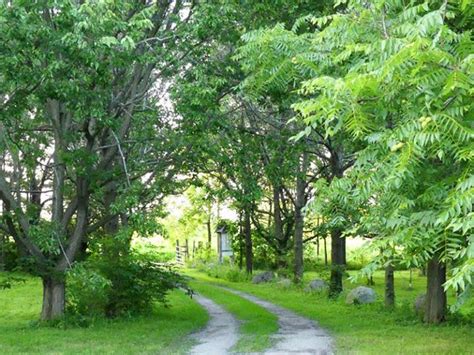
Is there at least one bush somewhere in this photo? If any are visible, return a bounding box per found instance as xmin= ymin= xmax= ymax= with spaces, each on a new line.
xmin=66 ymin=264 xmax=111 ymax=318
xmin=0 ymin=237 xmax=20 ymax=271
xmin=100 ymin=254 xmax=189 ymax=317
xmin=193 ymin=247 xmax=218 ymax=265
xmin=197 ymin=260 xmax=250 ymax=283
xmin=66 ymin=252 xmax=190 ymax=319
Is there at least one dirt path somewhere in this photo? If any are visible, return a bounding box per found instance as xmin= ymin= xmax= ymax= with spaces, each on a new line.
xmin=221 ymin=287 xmax=333 ymax=355
xmin=189 ymin=294 xmax=239 ymax=355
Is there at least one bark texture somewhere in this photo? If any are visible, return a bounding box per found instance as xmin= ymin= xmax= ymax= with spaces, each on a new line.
xmin=424 ymin=256 xmax=447 ymax=324
xmin=244 ymin=208 xmax=253 ymax=274
xmin=293 ymin=152 xmax=308 ymax=283
xmin=329 ymin=228 xmax=345 ymax=297
xmin=385 ymin=264 xmax=395 ymax=308
xmin=41 ymin=277 xmax=66 ymax=321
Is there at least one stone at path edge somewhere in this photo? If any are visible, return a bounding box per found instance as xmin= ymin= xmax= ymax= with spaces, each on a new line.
xmin=252 ymin=271 xmax=274 ymax=284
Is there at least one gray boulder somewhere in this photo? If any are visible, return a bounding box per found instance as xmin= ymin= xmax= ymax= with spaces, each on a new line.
xmin=414 ymin=294 xmax=426 ymax=315
xmin=306 ymin=279 xmax=328 ymax=292
xmin=346 ymin=286 xmax=377 ymax=304
xmin=252 ymin=271 xmax=274 ymax=284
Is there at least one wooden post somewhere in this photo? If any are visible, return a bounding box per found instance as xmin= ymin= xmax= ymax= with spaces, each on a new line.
xmin=217 ymin=232 xmax=222 ymax=263
xmin=185 ymin=239 xmax=189 ymax=261
xmin=176 ymin=239 xmax=180 ymax=265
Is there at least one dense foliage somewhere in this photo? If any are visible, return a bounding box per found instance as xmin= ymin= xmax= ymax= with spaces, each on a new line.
xmin=0 ymin=0 xmax=471 ymax=327
xmin=233 ymin=0 xmax=472 ymax=321
xmin=67 ymin=251 xmax=189 ymax=320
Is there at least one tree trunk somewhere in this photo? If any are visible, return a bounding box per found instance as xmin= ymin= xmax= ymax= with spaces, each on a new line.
xmin=424 ymin=256 xmax=447 ymax=324
xmin=328 ymin=145 xmax=346 ymax=298
xmin=293 ymin=210 xmax=304 ymax=283
xmin=323 ymin=236 xmax=328 ymax=266
xmin=207 ymin=203 xmax=212 ymax=248
xmin=239 ymin=213 xmax=243 ymax=270
xmin=329 ymin=228 xmax=345 ymax=297
xmin=294 ymin=152 xmax=308 ymax=283
xmin=0 ymin=233 xmax=4 ymax=271
xmin=48 ymin=100 xmax=65 ymax=225
xmin=367 ymin=275 xmax=375 ymax=286
xmin=244 ymin=208 xmax=253 ymax=274
xmin=385 ymin=264 xmax=395 ymax=308
xmin=41 ymin=276 xmax=66 ymax=321
xmin=273 ymin=185 xmax=284 ymax=265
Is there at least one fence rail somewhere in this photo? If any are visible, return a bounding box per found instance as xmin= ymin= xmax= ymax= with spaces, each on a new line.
xmin=175 ymin=239 xmax=189 ymax=266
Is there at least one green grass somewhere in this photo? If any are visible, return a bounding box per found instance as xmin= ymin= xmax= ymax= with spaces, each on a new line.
xmin=0 ymin=272 xmax=208 ymax=355
xmin=188 ymin=269 xmax=474 ymax=354
xmin=190 ymin=279 xmax=278 ymax=353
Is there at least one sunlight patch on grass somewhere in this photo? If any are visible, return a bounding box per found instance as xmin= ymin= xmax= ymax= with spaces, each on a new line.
xmin=0 ymin=272 xmax=207 ymax=355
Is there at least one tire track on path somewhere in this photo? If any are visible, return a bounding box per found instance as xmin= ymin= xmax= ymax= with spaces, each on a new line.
xmin=221 ymin=286 xmax=333 ymax=355
xmin=189 ymin=294 xmax=239 ymax=355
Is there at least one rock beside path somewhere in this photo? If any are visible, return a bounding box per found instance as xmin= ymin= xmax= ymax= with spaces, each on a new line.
xmin=346 ymin=286 xmax=376 ymax=304
xmin=252 ymin=271 xmax=274 ymax=284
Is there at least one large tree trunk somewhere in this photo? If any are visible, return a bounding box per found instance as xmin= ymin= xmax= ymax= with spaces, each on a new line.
xmin=329 ymin=228 xmax=345 ymax=297
xmin=328 ymin=146 xmax=346 ymax=297
xmin=244 ymin=208 xmax=253 ymax=274
xmin=385 ymin=264 xmax=395 ymax=308
xmin=41 ymin=276 xmax=66 ymax=321
xmin=293 ymin=209 xmax=304 ymax=282
xmin=424 ymin=256 xmax=447 ymax=324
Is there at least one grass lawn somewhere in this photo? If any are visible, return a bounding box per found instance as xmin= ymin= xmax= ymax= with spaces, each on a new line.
xmin=187 ymin=269 xmax=474 ymax=354
xmin=190 ymin=279 xmax=278 ymax=352
xmin=0 ymin=272 xmax=207 ymax=355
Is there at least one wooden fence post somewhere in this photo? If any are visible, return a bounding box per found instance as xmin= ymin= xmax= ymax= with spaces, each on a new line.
xmin=185 ymin=239 xmax=189 ymax=261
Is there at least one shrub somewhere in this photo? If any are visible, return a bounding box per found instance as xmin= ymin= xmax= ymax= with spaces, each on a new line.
xmin=0 ymin=274 xmax=26 ymax=290
xmin=0 ymin=237 xmax=20 ymax=271
xmin=66 ymin=252 xmax=190 ymax=319
xmin=66 ymin=264 xmax=111 ymax=318
xmin=193 ymin=247 xmax=218 ymax=265
xmin=199 ymin=261 xmax=250 ymax=283
xmin=99 ymin=253 xmax=189 ymax=317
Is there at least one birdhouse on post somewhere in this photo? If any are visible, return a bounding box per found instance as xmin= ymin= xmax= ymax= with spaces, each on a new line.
xmin=216 ymin=225 xmax=233 ymax=263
